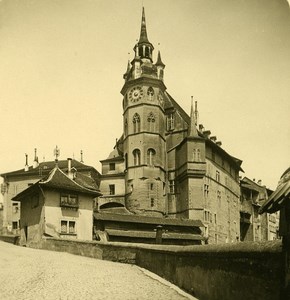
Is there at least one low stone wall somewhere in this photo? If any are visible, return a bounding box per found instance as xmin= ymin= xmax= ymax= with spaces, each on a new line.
xmin=40 ymin=238 xmax=138 ymax=264
xmin=0 ymin=235 xmax=19 ymax=244
xmin=5 ymin=236 xmax=284 ymax=300
xmin=135 ymin=240 xmax=284 ymax=300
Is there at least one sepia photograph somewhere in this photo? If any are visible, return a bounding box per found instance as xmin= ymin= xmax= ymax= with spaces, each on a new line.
xmin=0 ymin=0 xmax=289 ymax=299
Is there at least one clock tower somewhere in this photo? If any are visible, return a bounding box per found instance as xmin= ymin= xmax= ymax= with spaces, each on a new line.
xmin=121 ymin=7 xmax=167 ymax=216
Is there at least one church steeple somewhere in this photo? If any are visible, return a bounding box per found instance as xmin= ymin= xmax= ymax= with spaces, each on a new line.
xmin=134 ymin=7 xmax=154 ymax=62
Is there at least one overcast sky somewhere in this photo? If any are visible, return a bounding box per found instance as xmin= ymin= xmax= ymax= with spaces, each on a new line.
xmin=0 ymin=0 xmax=289 ymax=190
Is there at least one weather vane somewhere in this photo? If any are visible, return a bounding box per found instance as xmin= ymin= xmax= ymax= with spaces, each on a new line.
xmin=53 ymin=145 xmax=60 ymax=161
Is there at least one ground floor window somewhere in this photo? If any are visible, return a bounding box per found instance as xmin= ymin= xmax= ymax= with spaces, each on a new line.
xmin=12 ymin=221 xmax=18 ymax=230
xmin=61 ymin=220 xmax=76 ymax=234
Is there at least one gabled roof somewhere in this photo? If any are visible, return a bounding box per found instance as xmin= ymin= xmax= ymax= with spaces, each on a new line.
xmin=13 ymin=167 xmax=101 ymax=201
xmin=1 ymin=159 xmax=100 ymax=178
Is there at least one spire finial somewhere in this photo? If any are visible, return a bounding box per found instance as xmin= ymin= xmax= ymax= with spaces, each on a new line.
xmin=189 ymin=96 xmax=198 ymax=137
xmin=53 ymin=145 xmax=60 ymax=164
xmin=194 ymin=100 xmax=199 ymax=126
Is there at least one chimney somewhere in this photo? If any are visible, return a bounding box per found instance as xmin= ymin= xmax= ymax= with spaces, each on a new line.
xmin=24 ymin=154 xmax=29 ymax=171
xmin=67 ymin=158 xmax=73 ymax=179
xmin=210 ymin=136 xmax=217 ymax=142
xmin=199 ymin=124 xmax=204 ymax=132
xmin=33 ymin=148 xmax=39 ymax=168
xmin=216 ymin=141 xmax=222 ymax=147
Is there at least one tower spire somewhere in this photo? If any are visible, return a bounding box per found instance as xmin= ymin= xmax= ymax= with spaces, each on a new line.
xmin=133 ymin=7 xmax=154 ymax=62
xmin=189 ymin=96 xmax=198 ymax=137
xmin=156 ymin=50 xmax=165 ymax=67
xmin=139 ymin=7 xmax=150 ymax=44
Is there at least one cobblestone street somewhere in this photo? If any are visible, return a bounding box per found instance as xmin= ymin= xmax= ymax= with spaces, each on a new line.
xmin=0 ymin=241 xmax=197 ymax=300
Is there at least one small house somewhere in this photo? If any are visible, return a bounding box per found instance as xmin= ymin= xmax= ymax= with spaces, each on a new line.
xmin=13 ymin=160 xmax=101 ymax=246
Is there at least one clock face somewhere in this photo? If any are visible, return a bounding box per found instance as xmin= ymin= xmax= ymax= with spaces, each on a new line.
xmin=129 ymin=86 xmax=143 ymax=102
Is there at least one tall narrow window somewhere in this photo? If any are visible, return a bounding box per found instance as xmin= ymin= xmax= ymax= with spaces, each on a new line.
xmin=124 ymin=119 xmax=128 ymax=136
xmin=147 ymin=148 xmax=156 ymax=166
xmin=169 ymin=180 xmax=175 ymax=194
xmin=203 ymin=183 xmax=209 ymax=198
xmin=147 ymin=112 xmax=155 ymax=131
xmin=133 ymin=149 xmax=141 ymax=166
xmin=109 ymin=184 xmax=115 ymax=195
xmin=125 ymin=153 xmax=128 ymax=170
xmin=167 ymin=113 xmax=174 ymax=131
xmin=216 ymin=170 xmax=220 ymax=182
xmin=133 ymin=113 xmax=140 ymax=133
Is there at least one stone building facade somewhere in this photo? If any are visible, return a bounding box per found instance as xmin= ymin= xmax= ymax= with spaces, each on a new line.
xmin=99 ymin=8 xmax=243 ymax=244
xmin=240 ymin=177 xmax=279 ymax=241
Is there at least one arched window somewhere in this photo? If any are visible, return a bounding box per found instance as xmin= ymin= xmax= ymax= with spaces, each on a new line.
xmin=147 ymin=148 xmax=156 ymax=166
xmin=147 ymin=87 xmax=154 ymax=100
xmin=133 ymin=149 xmax=141 ymax=166
xmin=124 ymin=119 xmax=128 ymax=136
xmin=147 ymin=112 xmax=155 ymax=131
xmin=145 ymin=47 xmax=150 ymax=58
xmin=133 ymin=113 xmax=140 ymax=133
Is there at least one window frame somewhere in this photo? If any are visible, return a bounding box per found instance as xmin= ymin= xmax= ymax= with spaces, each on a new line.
xmin=60 ymin=220 xmax=76 ymax=235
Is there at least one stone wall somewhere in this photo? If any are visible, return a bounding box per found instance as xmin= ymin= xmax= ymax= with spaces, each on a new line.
xmin=135 ymin=240 xmax=284 ymax=300
xmin=40 ymin=238 xmax=138 ymax=264
xmin=11 ymin=236 xmax=285 ymax=300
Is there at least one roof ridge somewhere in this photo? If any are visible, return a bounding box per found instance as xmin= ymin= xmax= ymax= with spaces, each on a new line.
xmin=54 ymin=167 xmax=99 ymax=193
xmin=40 ymin=167 xmax=57 ymax=184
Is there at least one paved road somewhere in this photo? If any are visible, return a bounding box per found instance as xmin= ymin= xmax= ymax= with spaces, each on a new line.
xmin=0 ymin=241 xmax=197 ymax=300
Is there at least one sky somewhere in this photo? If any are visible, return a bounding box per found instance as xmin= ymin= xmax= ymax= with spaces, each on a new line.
xmin=0 ymin=0 xmax=289 ymax=191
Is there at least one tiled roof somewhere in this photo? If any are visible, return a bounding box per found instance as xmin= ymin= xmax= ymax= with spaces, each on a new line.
xmin=1 ymin=159 xmax=100 ymax=178
xmin=40 ymin=168 xmax=101 ymax=195
xmin=94 ymin=212 xmax=204 ymax=228
xmin=13 ymin=167 xmax=101 ymax=201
